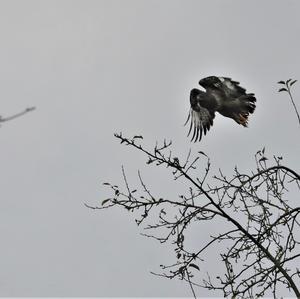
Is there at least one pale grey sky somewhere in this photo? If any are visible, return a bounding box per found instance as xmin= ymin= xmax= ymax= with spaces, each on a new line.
xmin=0 ymin=0 xmax=299 ymax=297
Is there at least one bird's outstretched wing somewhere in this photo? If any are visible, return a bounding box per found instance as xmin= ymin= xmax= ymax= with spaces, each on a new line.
xmin=184 ymin=108 xmax=215 ymax=142
xmin=185 ymin=89 xmax=215 ymax=142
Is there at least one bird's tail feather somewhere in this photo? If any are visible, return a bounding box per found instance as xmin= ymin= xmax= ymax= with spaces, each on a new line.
xmin=234 ymin=94 xmax=256 ymax=127
xmin=238 ymin=94 xmax=256 ymax=114
xmin=184 ymin=110 xmax=191 ymax=126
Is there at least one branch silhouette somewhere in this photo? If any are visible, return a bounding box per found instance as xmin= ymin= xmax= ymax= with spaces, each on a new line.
xmin=89 ymin=133 xmax=300 ymax=298
xmin=0 ymin=107 xmax=36 ymax=124
xmin=278 ymin=79 xmax=300 ymax=126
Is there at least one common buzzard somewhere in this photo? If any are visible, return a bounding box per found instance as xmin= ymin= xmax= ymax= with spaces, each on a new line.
xmin=185 ymin=76 xmax=256 ymax=142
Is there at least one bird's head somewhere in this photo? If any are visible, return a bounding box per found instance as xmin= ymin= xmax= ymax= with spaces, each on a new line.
xmin=199 ymin=76 xmax=220 ymax=88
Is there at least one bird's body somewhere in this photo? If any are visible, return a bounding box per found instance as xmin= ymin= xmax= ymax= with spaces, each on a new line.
xmin=185 ymin=76 xmax=256 ymax=142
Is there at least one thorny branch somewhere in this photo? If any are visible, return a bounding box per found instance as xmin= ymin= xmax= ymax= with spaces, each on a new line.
xmin=88 ymin=133 xmax=300 ymax=298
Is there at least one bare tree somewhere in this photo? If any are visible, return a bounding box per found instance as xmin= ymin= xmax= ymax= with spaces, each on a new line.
xmin=87 ymin=82 xmax=300 ymax=298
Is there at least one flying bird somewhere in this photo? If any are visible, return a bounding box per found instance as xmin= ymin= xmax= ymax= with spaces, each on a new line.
xmin=185 ymin=76 xmax=256 ymax=142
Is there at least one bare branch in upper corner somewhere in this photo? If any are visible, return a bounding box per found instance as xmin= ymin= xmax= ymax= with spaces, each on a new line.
xmin=0 ymin=107 xmax=36 ymax=124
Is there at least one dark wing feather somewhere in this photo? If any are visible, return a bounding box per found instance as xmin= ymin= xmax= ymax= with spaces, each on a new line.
xmin=199 ymin=76 xmax=247 ymax=99
xmin=216 ymin=77 xmax=247 ymax=98
xmin=186 ymin=108 xmax=214 ymax=142
xmin=185 ymin=90 xmax=215 ymax=142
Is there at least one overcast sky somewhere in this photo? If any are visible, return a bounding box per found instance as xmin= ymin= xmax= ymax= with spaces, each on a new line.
xmin=0 ymin=0 xmax=299 ymax=297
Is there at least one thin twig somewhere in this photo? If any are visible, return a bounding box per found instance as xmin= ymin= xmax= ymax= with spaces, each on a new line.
xmin=0 ymin=107 xmax=36 ymax=123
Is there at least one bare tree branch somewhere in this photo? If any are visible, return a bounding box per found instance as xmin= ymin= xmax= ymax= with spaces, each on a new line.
xmin=0 ymin=107 xmax=36 ymax=124
xmin=89 ymin=133 xmax=300 ymax=298
xmin=278 ymin=79 xmax=300 ymax=126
